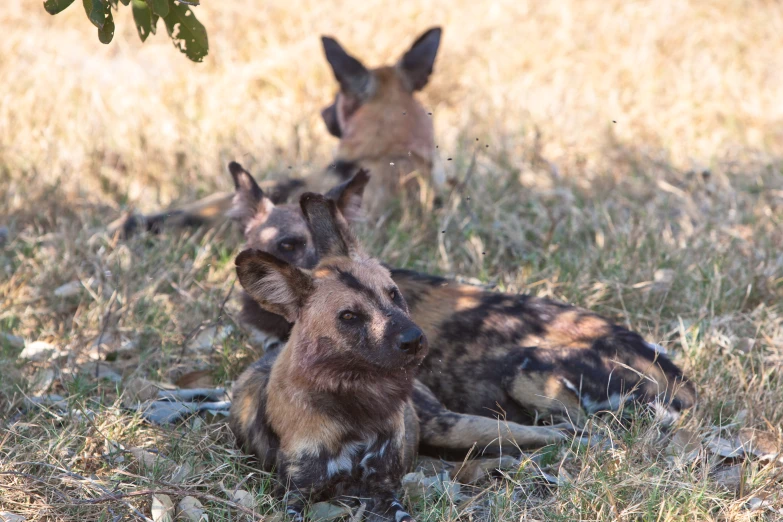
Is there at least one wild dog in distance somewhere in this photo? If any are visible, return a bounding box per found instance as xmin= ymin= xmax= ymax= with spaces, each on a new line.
xmin=114 ymin=26 xmax=443 ymax=237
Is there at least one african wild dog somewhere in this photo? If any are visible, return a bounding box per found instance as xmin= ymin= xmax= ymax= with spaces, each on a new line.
xmin=230 ymin=161 xmax=569 ymax=459
xmin=113 ymin=26 xmax=443 ymax=237
xmin=231 ymin=193 xmax=561 ymax=522
xmin=229 ymin=162 xmax=697 ymax=434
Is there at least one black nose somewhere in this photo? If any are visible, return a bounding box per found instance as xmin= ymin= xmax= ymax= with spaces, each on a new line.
xmin=397 ymin=327 xmax=425 ymax=353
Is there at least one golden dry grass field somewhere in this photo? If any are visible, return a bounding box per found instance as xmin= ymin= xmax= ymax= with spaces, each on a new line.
xmin=1 ymin=0 xmax=783 ymax=520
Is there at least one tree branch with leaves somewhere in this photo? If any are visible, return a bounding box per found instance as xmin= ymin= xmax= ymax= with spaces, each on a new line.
xmin=43 ymin=0 xmax=209 ymax=62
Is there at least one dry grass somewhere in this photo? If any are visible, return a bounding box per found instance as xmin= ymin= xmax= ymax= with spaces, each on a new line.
xmin=1 ymin=0 xmax=782 ymax=520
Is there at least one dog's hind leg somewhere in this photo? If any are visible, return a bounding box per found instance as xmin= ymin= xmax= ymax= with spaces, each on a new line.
xmin=412 ymin=381 xmax=568 ymax=457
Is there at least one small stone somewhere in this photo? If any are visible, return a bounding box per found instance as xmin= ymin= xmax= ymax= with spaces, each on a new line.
xmin=401 ymin=470 xmax=461 ymax=501
xmin=188 ymin=326 xmax=233 ymax=354
xmin=169 ymin=462 xmax=193 ymax=484
xmin=307 ymin=502 xmax=352 ymax=522
xmin=712 ymin=465 xmax=743 ymax=493
xmin=54 ymin=281 xmax=83 ymax=298
xmin=1 ymin=333 xmax=24 ymax=350
xmin=737 ymin=429 xmax=780 ymax=462
xmin=151 ymin=494 xmax=175 ymax=522
xmin=175 ymin=370 xmax=215 ymax=389
xmin=0 ymin=512 xmax=27 ymax=522
xmin=666 ymin=429 xmax=702 ymax=464
xmin=25 ymin=394 xmax=67 ymax=412
xmin=746 ymin=495 xmax=772 ymax=511
xmin=29 ymin=368 xmax=55 ymax=395
xmin=736 ymin=338 xmax=756 ymax=354
xmin=19 ymin=341 xmax=58 ymax=362
xmin=130 ymin=448 xmax=175 ymax=474
xmin=734 ymin=409 xmax=749 ymax=424
xmin=707 ymin=437 xmax=744 ymax=459
xmin=230 ymin=490 xmax=255 ymax=510
xmin=122 ymin=377 xmax=159 ymax=407
xmin=79 ymin=362 xmax=122 ymax=383
xmin=652 ymin=269 xmax=675 ymax=292
xmin=177 ymin=496 xmax=207 ymax=522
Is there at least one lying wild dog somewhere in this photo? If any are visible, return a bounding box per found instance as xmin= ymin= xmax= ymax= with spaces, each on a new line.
xmin=110 ymin=176 xmax=306 ymax=237
xmin=113 ymin=27 xmax=443 ymax=237
xmin=231 ymin=194 xmax=561 ymax=522
xmin=229 ymin=162 xmax=697 ymax=432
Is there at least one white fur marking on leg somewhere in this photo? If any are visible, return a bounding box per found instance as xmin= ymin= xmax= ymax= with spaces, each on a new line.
xmin=646 ymin=342 xmax=668 ymax=354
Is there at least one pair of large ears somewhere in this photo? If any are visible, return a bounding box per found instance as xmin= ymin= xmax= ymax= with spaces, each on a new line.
xmin=322 ymin=26 xmax=442 ymax=99
xmin=228 ymin=161 xmax=371 ymax=227
xmin=235 ymin=194 xmax=361 ymax=322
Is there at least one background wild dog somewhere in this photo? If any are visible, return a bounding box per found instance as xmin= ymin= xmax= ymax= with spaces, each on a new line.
xmin=230 ymin=161 xmax=568 ymax=456
xmin=230 ymin=163 xmax=697 ymax=431
xmin=113 ymin=26 xmax=443 ymax=237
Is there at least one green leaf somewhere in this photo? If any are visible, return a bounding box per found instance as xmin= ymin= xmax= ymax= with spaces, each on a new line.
xmin=163 ymin=0 xmax=208 ymax=62
xmin=98 ymin=9 xmax=115 ymax=43
xmin=131 ymin=0 xmax=153 ymax=42
xmin=148 ymin=0 xmax=168 ymax=17
xmin=83 ymin=0 xmax=109 ymax=29
xmin=43 ymin=0 xmax=76 ymax=15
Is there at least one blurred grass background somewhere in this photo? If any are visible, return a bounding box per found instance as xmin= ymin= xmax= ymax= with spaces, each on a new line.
xmin=1 ymin=1 xmax=782 ymax=520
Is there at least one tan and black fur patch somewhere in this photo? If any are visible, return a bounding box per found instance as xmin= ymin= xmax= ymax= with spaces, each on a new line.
xmin=391 ymin=270 xmax=696 ymax=427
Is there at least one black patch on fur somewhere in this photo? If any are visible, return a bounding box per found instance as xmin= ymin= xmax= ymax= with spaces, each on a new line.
xmin=239 ymin=292 xmax=293 ymax=342
xmin=300 ymin=195 xmax=351 ymax=258
xmin=329 ymin=160 xmax=360 ymax=181
xmin=321 ymin=102 xmax=342 ymax=138
xmin=336 ymin=269 xmax=383 ymax=307
xmin=229 ymin=353 xmax=281 ymax=467
xmin=267 ymin=178 xmax=306 ymax=205
xmin=389 ymin=268 xmax=449 ymax=309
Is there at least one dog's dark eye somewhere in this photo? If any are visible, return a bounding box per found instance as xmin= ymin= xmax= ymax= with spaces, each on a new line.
xmin=279 ymin=241 xmax=296 ymax=252
xmin=389 ymin=289 xmax=400 ymax=301
xmin=340 ymin=311 xmax=357 ymax=321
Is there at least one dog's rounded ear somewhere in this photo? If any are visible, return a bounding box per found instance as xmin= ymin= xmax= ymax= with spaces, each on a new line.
xmin=227 ymin=162 xmax=274 ymax=226
xmin=235 ymin=249 xmax=314 ymax=323
xmin=398 ymin=27 xmax=442 ymax=91
xmin=324 ymin=169 xmax=371 ymax=223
